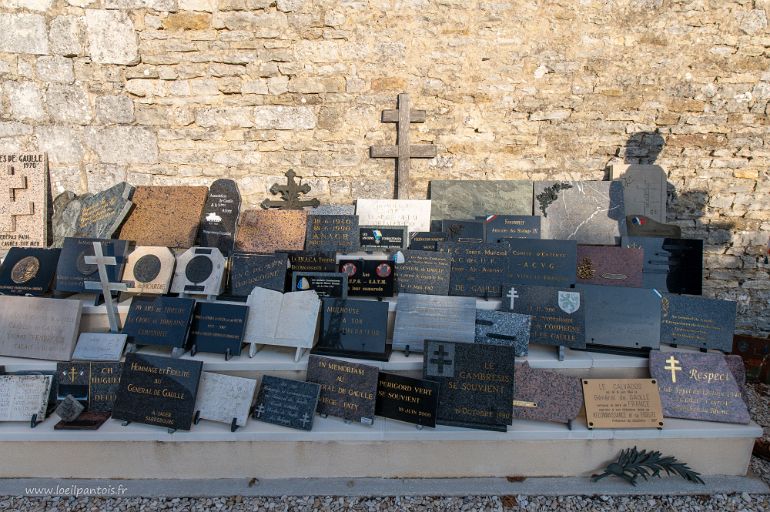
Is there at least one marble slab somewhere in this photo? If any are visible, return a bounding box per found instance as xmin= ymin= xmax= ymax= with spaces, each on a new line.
xmin=170 ymin=247 xmax=226 ymax=297
xmin=512 ymin=362 xmax=582 ymax=424
xmin=394 ymin=250 xmax=451 ymax=296
xmin=230 ymin=253 xmax=288 ymax=295
xmin=0 ymin=375 xmax=52 ymax=422
xmin=195 ymin=372 xmax=256 ymax=427
xmin=610 ymin=164 xmax=667 ymax=223
xmin=189 ymin=302 xmax=248 ymax=357
xmin=660 ymin=293 xmax=737 ymax=352
xmin=0 ymin=296 xmax=81 ymax=361
xmin=314 ymin=298 xmax=389 ymax=360
xmin=429 ymin=180 xmax=533 ymax=220
xmin=481 ymin=215 xmax=541 ymax=242
xmin=122 ymin=296 xmax=195 ymax=349
xmin=440 ymin=242 xmax=509 ymax=297
xmin=392 ymin=294 xmax=476 ymax=353
xmin=305 ymin=215 xmax=360 ymax=252
xmin=74 ymin=182 xmax=134 ymax=239
xmin=71 ymin=333 xmax=127 ymax=362
xmin=356 ymin=199 xmax=432 ymax=234
xmin=506 ymin=239 xmax=577 ymax=288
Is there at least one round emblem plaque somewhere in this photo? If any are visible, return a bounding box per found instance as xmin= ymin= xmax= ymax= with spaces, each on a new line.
xmin=185 ymin=255 xmax=213 ymax=284
xmin=375 ymin=263 xmax=392 ymax=278
xmin=75 ymin=251 xmax=97 ymax=276
xmin=133 ymin=254 xmax=162 ymax=284
xmin=11 ymin=256 xmax=40 ymax=284
xmin=341 ymin=262 xmax=358 ymax=277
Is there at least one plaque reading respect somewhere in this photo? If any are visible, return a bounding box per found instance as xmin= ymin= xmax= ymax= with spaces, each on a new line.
xmin=582 ymin=378 xmax=663 ymax=430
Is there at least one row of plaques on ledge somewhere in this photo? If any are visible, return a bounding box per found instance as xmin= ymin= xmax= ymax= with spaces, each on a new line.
xmin=0 ymin=347 xmax=751 ymax=433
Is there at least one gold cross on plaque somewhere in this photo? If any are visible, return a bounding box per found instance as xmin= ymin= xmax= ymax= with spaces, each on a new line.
xmin=68 ymin=367 xmax=79 ymax=383
xmin=664 ymin=356 xmax=682 ymax=383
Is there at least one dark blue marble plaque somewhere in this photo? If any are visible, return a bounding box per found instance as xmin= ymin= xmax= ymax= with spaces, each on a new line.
xmin=0 ymin=247 xmax=60 ymax=296
xmin=506 ymin=239 xmax=576 ymax=288
xmin=660 ymin=293 xmax=736 ymax=352
xmin=252 ymin=375 xmax=320 ymax=431
xmin=122 ymin=296 xmax=196 ymax=349
xmin=503 ymin=284 xmax=585 ymax=349
xmin=229 ymin=252 xmax=288 ymax=295
xmin=189 ymin=302 xmax=248 ymax=357
xmin=55 ymin=237 xmax=129 ymax=293
xmin=479 ymin=215 xmax=541 ymax=242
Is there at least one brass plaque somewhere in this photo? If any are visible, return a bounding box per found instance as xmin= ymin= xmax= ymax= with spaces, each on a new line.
xmin=582 ymin=379 xmax=663 ymax=430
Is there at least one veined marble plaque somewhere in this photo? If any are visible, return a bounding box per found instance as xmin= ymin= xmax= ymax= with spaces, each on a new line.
xmin=0 ymin=375 xmax=52 ymax=422
xmin=0 ymin=296 xmax=81 ymax=361
xmin=429 ymin=180 xmax=533 ymax=220
xmin=356 ymin=199 xmax=432 ymax=234
xmin=195 ymin=372 xmax=257 ymax=427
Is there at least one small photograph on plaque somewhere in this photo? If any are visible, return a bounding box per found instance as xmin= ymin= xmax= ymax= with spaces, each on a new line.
xmin=0 ymin=247 xmax=60 ymax=296
xmin=359 ymin=226 xmax=407 ymax=251
xmin=582 ymin=378 xmax=664 ymax=429
xmin=339 ymin=259 xmax=395 ymax=297
xmin=122 ymin=296 xmax=196 ymax=351
xmin=313 ymin=298 xmax=390 ymax=361
xmin=306 ymin=355 xmax=378 ymax=425
xmin=376 ymin=373 xmax=439 ymax=428
xmin=660 ymin=294 xmax=737 ymax=352
xmin=122 ymin=246 xmax=176 ymax=295
xmin=188 ymin=302 xmax=249 ymax=358
xmin=252 ymin=375 xmax=320 ymax=431
xmin=394 ymin=250 xmax=451 ymax=296
xmin=0 ymin=375 xmax=52 ymax=422
xmin=195 ymin=372 xmax=257 ymax=429
xmin=229 ymin=252 xmax=288 ymax=296
xmin=292 ymin=271 xmax=348 ymax=298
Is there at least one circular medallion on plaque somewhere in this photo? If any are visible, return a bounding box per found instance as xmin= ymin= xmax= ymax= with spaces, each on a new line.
xmin=11 ymin=256 xmax=40 ymax=284
xmin=133 ymin=254 xmax=162 ymax=283
xmin=185 ymin=255 xmax=213 ymax=284
xmin=76 ymin=251 xmax=97 ymax=276
xmin=341 ymin=262 xmax=358 ymax=277
xmin=375 ymin=263 xmax=392 ymax=278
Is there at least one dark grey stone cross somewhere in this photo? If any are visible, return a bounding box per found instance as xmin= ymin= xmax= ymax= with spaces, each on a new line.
xmin=430 ymin=345 xmax=453 ymax=375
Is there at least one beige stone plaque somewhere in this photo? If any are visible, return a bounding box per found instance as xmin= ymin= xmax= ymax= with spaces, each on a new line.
xmin=0 ymin=153 xmax=48 ymax=251
xmin=582 ymin=378 xmax=663 ymax=430
xmin=0 ymin=296 xmax=82 ymax=361
xmin=123 ymin=246 xmax=176 ymax=295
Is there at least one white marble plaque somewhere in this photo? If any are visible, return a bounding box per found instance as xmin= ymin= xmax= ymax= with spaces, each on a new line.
xmin=355 ymin=199 xmax=431 ymax=234
xmin=195 ymin=372 xmax=257 ymax=427
xmin=0 ymin=296 xmax=82 ymax=361
xmin=0 ymin=375 xmax=52 ymax=422
xmin=170 ymin=246 xmax=226 ymax=296
xmin=244 ymin=288 xmax=321 ymax=356
xmin=123 ymin=246 xmax=176 ymax=295
xmin=71 ymin=332 xmax=127 ymax=361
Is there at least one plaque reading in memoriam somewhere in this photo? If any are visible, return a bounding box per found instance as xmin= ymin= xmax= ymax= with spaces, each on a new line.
xmin=0 ymin=153 xmax=48 ymax=251
xmin=575 ymin=245 xmax=643 ymax=288
xmin=650 ymin=351 xmax=750 ymax=424
xmin=409 ymin=231 xmax=447 ymax=251
xmin=0 ymin=247 xmax=60 ymax=296
xmin=122 ymin=246 xmax=176 ymax=295
xmin=122 ymin=296 xmax=196 ymax=350
xmin=440 ymin=242 xmax=510 ymax=297
xmin=0 ymin=296 xmax=81 ymax=361
xmin=189 ymin=302 xmax=249 ymax=357
xmin=196 ymin=178 xmax=241 ymax=256
xmin=118 ymin=186 xmax=208 ymax=249
xmin=71 ymin=332 xmax=127 ymax=362
xmin=376 ymin=373 xmax=440 ymax=427
xmin=481 ymin=215 xmax=541 ymax=242
xmin=252 ymin=375 xmax=320 ymax=431
xmin=504 ymin=284 xmax=585 ymax=349
xmin=356 ymin=199 xmax=432 ymax=234
xmin=234 ymin=209 xmax=307 ymax=254
xmin=506 ymin=239 xmax=577 ymax=288
xmin=582 ymin=379 xmax=664 ymax=429
xmin=475 ymin=309 xmax=531 ymax=357
xmin=170 ymin=247 xmax=226 ymax=297
xmin=534 ymin=180 xmax=626 ymax=245
xmin=339 ymin=259 xmax=395 ymax=297
xmin=292 ymin=271 xmax=348 ymax=298
xmin=513 ymin=363 xmax=582 ymax=425
xmin=424 ymin=340 xmax=515 ymax=431
xmin=429 ymin=180 xmax=533 ymax=220
xmin=230 ymin=252 xmax=288 ymax=295
xmin=55 ymin=238 xmax=129 ymax=293
xmin=113 ymin=353 xmax=203 ymax=431
xmin=313 ymin=298 xmax=390 ymax=361
xmin=440 ymin=220 xmax=485 ymax=243
xmin=394 ymin=250 xmax=451 ymax=296
xmin=195 ymin=372 xmax=257 ymax=428
xmin=660 ymin=294 xmax=737 ymax=352
xmin=306 ymin=355 xmax=378 ymax=425
xmin=0 ymin=375 xmax=52 ymax=422
xmin=74 ymin=182 xmax=134 ymax=239
xmin=622 ymin=237 xmax=703 ymax=295
xmin=392 ymin=294 xmax=476 ymax=353
xmin=57 ymin=362 xmax=122 ymax=413
xmin=305 ymin=215 xmax=360 ymax=252
xmin=359 ymin=226 xmax=407 ymax=251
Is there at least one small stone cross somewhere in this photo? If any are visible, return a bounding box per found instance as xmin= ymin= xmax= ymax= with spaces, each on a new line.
xmin=664 ymin=356 xmax=682 ymax=383
xmin=7 ymin=166 xmax=27 ymax=200
xmin=369 ymin=93 xmax=437 ymax=199
xmin=254 ymin=405 xmax=265 ymax=418
xmin=506 ymin=287 xmax=519 ymax=310
xmin=299 ymin=413 xmax=311 ymax=427
xmin=260 ymin=170 xmax=320 ymax=210
xmin=429 ymin=345 xmax=453 ymax=375
xmin=83 ymin=242 xmax=128 ymax=333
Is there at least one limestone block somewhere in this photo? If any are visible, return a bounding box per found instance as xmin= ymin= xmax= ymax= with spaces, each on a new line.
xmin=36 ymin=56 xmax=75 ymax=83
xmin=85 ymin=10 xmax=139 ymax=65
xmin=4 ymin=81 xmax=46 ymax=121
xmin=95 ymin=95 xmax=135 ymax=124
xmin=0 ymin=14 xmax=48 ymax=55
xmin=35 ymin=126 xmax=84 ymax=165
xmin=47 ymin=84 xmax=92 ymax=125
xmin=253 ymin=106 xmax=316 ymax=130
xmin=87 ymin=126 xmax=158 ymax=164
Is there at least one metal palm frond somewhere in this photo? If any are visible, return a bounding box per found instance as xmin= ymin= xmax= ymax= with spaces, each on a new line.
xmin=592 ymin=446 xmax=704 ymax=486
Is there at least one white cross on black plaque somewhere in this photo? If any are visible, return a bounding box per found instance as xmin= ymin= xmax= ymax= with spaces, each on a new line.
xmin=84 ymin=242 xmax=128 ymax=333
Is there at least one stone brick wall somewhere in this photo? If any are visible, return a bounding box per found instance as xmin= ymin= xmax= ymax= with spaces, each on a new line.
xmin=0 ymin=0 xmax=768 ymax=334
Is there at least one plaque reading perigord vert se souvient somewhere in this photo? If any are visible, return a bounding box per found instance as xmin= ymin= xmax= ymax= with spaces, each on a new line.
xmin=376 ymin=372 xmax=439 ymax=428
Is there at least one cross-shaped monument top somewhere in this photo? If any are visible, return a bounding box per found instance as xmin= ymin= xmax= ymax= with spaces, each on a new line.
xmin=260 ymin=169 xmax=320 ymax=210
xmin=370 ymin=93 xmax=437 ymax=199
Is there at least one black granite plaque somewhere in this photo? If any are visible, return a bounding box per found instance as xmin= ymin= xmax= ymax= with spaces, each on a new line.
xmin=480 ymin=215 xmax=541 ymax=242
xmin=252 ymin=375 xmax=320 ymax=431
xmin=441 ymin=220 xmax=485 ymax=243
xmin=0 ymin=247 xmax=60 ymax=296
xmin=197 ymin=179 xmax=241 ymax=256
xmin=288 ymin=252 xmax=338 ymax=273
xmin=339 ymin=259 xmax=395 ymax=297
xmin=306 ymin=355 xmax=379 ymax=425
xmin=74 ymin=182 xmax=134 ymax=240
xmin=292 ymin=271 xmax=348 ymax=298
xmin=305 ymin=215 xmax=360 ymax=252
xmin=423 ymin=340 xmax=515 ymax=431
xmin=359 ymin=226 xmax=407 ymax=251
xmin=475 ymin=309 xmax=530 ymax=356
xmin=503 ymin=284 xmax=586 ymax=349
xmin=506 ymin=239 xmax=577 ymax=288
xmin=55 ymin=237 xmax=129 ymax=293
xmin=375 ymin=372 xmax=440 ymax=427
xmin=440 ymin=242 xmax=509 ymax=297
xmin=313 ymin=298 xmax=390 ymax=361
xmin=229 ymin=252 xmax=288 ymax=295
xmin=395 ymin=250 xmax=451 ymax=296
xmin=122 ymin=296 xmax=196 ymax=349
xmin=56 ymin=362 xmax=122 ymax=413
xmin=622 ymin=236 xmax=703 ymax=295
xmin=660 ymin=293 xmax=736 ymax=352
xmin=409 ymin=232 xmax=448 ymax=251
xmin=189 ymin=302 xmax=248 ymax=357
xmin=112 ymin=353 xmax=202 ymax=431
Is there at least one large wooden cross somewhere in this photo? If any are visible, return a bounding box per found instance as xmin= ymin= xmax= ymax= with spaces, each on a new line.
xmin=370 ymin=93 xmax=437 ymax=199
xmin=84 ymin=242 xmax=128 ymax=333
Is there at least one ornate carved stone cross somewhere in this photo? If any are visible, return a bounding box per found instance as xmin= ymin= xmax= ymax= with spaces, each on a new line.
xmin=261 ymin=169 xmax=320 ymax=210
xmin=370 ymin=93 xmax=437 ymax=199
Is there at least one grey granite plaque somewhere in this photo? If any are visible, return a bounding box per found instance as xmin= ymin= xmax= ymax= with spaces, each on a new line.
xmin=55 ymin=395 xmax=84 ymax=422
xmin=305 ymin=215 xmax=360 ymax=252
xmin=610 ymin=164 xmax=667 ymax=223
xmin=310 ymin=205 xmax=356 ymax=216
xmin=503 ymin=284 xmax=585 ymax=349
xmin=0 ymin=296 xmax=82 ymax=361
xmin=534 ymin=181 xmax=625 ymax=245
xmin=252 ymin=375 xmax=320 ymax=431
xmin=392 ymin=293 xmax=477 ymax=353
xmin=195 ymin=372 xmax=257 ymax=428
xmin=474 ymin=309 xmax=530 ymax=356
xmin=74 ymin=182 xmax=134 ymax=239
xmin=660 ymin=294 xmax=736 ymax=352
xmin=306 ymin=355 xmax=378 ymax=425
xmin=429 ymin=180 xmax=533 ymax=220
xmin=71 ymin=333 xmax=127 ymax=362
xmin=512 ymin=363 xmax=583 ymax=425
xmin=394 ymin=250 xmax=451 ymax=296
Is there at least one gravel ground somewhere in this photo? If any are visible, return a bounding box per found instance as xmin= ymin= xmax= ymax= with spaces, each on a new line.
xmin=0 ymin=383 xmax=767 ymax=511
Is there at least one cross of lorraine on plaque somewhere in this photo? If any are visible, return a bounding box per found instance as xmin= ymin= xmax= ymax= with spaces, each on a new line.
xmin=0 ymin=154 xmax=48 ymax=251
